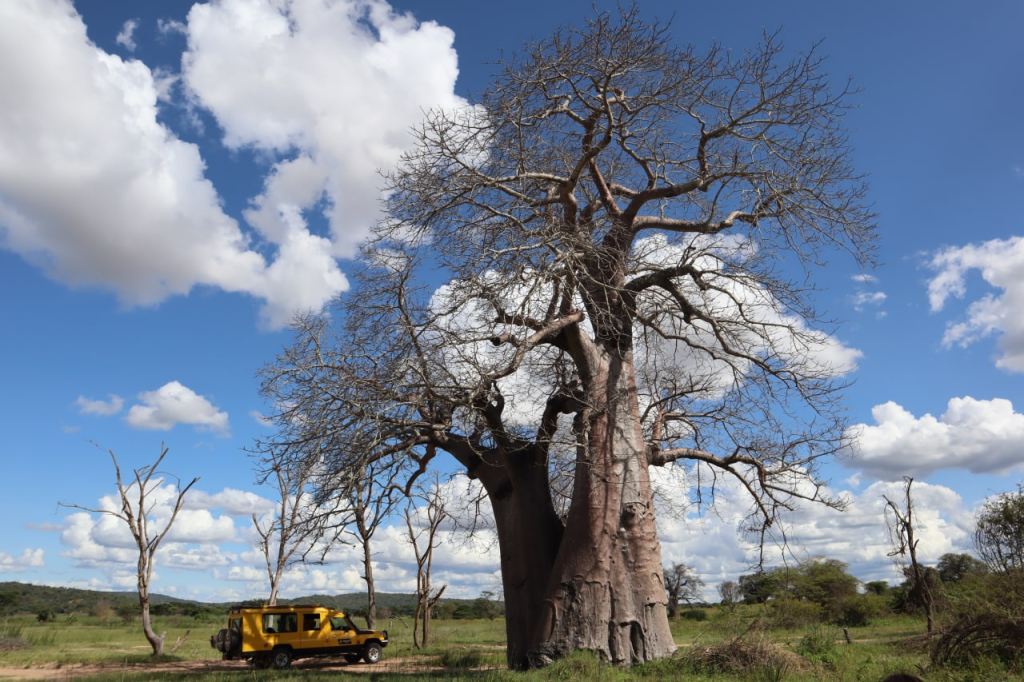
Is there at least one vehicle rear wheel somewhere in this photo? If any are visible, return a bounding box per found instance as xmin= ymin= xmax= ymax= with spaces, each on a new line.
xmin=363 ymin=642 xmax=382 ymax=664
xmin=344 ymin=653 xmax=361 ymax=664
xmin=271 ymin=647 xmax=293 ymax=670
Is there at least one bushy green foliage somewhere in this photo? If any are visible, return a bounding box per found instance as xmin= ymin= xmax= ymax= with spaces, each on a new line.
xmin=932 ymin=570 xmax=1024 ymax=668
xmin=767 ymin=598 xmax=822 ymax=628
xmin=833 ymin=593 xmax=888 ymax=627
xmin=864 ymin=580 xmax=890 ymax=595
xmin=936 ymin=552 xmax=988 ymax=583
xmin=679 ymin=608 xmax=707 ymax=622
xmin=891 ymin=566 xmax=944 ymax=616
xmin=740 ymin=558 xmax=873 ymax=627
xmin=975 ymin=484 xmax=1024 ymax=572
xmin=795 ymin=624 xmax=839 ymax=667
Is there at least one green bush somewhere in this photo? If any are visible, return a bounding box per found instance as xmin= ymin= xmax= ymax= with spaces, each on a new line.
xmin=767 ymin=598 xmax=821 ymax=628
xmin=932 ymin=571 xmax=1024 ymax=668
xmin=832 ymin=593 xmax=888 ymax=627
xmin=679 ymin=608 xmax=707 ymax=621
xmin=796 ymin=624 xmax=839 ymax=667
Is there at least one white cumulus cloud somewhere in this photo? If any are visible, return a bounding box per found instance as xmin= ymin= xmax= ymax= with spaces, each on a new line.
xmin=928 ymin=235 xmax=1024 ymax=372
xmin=844 ymin=397 xmax=1024 ymax=479
xmin=75 ymin=394 xmax=124 ymax=416
xmin=0 ymin=0 xmax=347 ymax=329
xmin=0 ymin=548 xmax=45 ymax=573
xmin=181 ymin=0 xmax=468 ymax=261
xmin=126 ymin=381 xmax=228 ymax=432
xmin=188 ymin=488 xmax=276 ymax=516
xmin=656 ymin=473 xmax=972 ymax=596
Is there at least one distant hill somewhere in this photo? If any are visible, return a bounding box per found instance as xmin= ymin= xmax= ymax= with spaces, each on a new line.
xmin=0 ymin=582 xmax=498 ymax=619
xmin=272 ymin=592 xmax=422 ymax=612
xmin=0 ymin=581 xmax=195 ymax=616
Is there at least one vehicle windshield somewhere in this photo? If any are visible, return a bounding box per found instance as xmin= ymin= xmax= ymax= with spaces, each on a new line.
xmin=329 ymin=614 xmax=359 ymax=631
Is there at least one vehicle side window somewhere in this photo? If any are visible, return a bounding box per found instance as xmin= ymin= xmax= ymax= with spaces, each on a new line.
xmin=262 ymin=614 xmax=298 ymax=633
xmin=303 ymin=614 xmax=321 ymax=631
xmin=230 ymin=618 xmax=241 ymax=631
xmin=330 ymin=617 xmax=349 ymax=631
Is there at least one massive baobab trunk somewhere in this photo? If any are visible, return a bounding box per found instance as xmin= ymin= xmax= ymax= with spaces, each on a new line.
xmin=530 ymin=353 xmax=674 ymax=665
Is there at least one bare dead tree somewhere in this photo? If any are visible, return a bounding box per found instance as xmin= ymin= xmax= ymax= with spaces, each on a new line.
xmin=718 ymin=580 xmax=742 ymax=612
xmin=884 ymin=476 xmax=935 ymax=633
xmin=257 ymin=7 xmax=874 ymax=669
xmin=316 ymin=457 xmax=402 ymax=629
xmin=404 ymin=482 xmax=448 ymax=649
xmin=60 ymin=444 xmax=197 ymax=655
xmin=252 ymin=450 xmax=323 ymax=606
xmin=663 ymin=562 xmax=704 ymax=618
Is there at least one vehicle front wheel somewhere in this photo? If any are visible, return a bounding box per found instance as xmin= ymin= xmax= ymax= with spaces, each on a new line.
xmin=363 ymin=642 xmax=383 ymax=664
xmin=271 ymin=647 xmax=293 ymax=670
xmin=344 ymin=653 xmax=361 ymax=664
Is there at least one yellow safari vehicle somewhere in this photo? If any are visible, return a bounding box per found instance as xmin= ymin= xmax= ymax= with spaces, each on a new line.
xmin=210 ymin=604 xmax=388 ymax=669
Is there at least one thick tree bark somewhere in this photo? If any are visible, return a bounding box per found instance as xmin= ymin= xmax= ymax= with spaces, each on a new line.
xmin=475 ymin=348 xmax=675 ymax=668
xmin=485 ymin=449 xmax=564 ymax=669
xmin=526 ymin=352 xmax=675 ymax=666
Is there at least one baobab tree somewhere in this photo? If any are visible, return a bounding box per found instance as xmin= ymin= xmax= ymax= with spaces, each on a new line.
xmin=61 ymin=444 xmax=197 ymax=655
xmin=258 ymin=7 xmax=874 ymax=668
xmin=663 ymin=563 xmax=703 ymax=618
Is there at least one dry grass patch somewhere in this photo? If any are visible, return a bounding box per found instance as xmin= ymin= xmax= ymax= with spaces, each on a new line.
xmin=687 ymin=633 xmax=812 ymax=678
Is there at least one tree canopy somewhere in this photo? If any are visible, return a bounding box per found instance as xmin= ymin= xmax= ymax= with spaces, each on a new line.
xmin=975 ymin=485 xmax=1024 ymax=573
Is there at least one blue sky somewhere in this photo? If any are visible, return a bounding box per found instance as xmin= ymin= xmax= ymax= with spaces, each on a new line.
xmin=1 ymin=0 xmax=1023 ymax=603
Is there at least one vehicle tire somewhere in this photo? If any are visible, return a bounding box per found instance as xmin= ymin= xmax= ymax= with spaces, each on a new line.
xmin=363 ymin=642 xmax=382 ymax=664
xmin=344 ymin=653 xmax=361 ymax=664
xmin=271 ymin=647 xmax=293 ymax=670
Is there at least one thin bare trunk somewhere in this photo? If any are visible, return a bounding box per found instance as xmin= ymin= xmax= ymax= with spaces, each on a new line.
xmin=361 ymin=521 xmax=376 ymax=629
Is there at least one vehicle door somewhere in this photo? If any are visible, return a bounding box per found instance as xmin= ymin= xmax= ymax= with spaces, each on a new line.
xmin=300 ymin=612 xmax=330 ymax=652
xmin=328 ymin=614 xmax=361 ymax=651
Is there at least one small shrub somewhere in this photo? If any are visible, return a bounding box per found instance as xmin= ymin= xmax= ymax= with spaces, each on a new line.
xmin=796 ymin=624 xmax=839 ymax=667
xmin=679 ymin=608 xmax=707 ymax=621
xmin=687 ymin=632 xmax=803 ymax=677
xmin=544 ymin=650 xmax=619 ymax=681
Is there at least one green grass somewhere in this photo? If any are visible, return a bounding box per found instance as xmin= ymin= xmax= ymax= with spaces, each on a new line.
xmin=1 ymin=608 xmax=1022 ymax=682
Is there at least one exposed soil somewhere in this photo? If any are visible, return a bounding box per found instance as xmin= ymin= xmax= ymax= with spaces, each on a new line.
xmin=0 ymin=655 xmax=439 ymax=680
